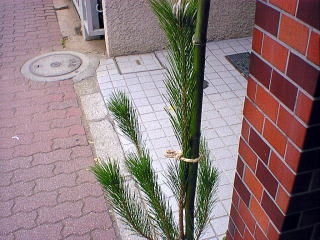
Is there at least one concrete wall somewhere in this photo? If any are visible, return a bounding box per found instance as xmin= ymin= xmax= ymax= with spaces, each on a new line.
xmin=103 ymin=0 xmax=256 ymax=57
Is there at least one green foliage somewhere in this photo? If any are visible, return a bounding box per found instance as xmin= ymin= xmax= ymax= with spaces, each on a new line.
xmin=195 ymin=140 xmax=219 ymax=239
xmin=92 ymin=1 xmax=218 ymax=239
xmin=91 ymin=161 xmax=156 ymax=240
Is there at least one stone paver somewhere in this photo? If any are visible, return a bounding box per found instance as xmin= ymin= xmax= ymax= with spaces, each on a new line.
xmin=0 ymin=1 xmax=117 ymax=239
xmin=97 ymin=37 xmax=252 ymax=239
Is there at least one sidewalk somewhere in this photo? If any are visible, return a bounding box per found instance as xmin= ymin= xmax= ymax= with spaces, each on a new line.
xmin=97 ymin=37 xmax=252 ymax=240
xmin=0 ymin=0 xmax=117 ymax=239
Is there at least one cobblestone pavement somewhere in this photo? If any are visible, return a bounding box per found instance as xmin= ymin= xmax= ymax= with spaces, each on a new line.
xmin=0 ymin=1 xmax=117 ymax=239
xmin=97 ymin=37 xmax=252 ymax=240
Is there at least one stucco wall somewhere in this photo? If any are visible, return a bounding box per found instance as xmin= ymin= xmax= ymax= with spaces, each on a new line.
xmin=103 ymin=0 xmax=255 ymax=57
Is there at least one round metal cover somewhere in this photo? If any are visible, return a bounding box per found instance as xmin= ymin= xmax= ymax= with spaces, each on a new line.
xmin=21 ymin=51 xmax=89 ymax=82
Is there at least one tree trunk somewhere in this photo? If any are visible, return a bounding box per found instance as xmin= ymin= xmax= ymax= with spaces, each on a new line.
xmin=184 ymin=0 xmax=211 ymax=239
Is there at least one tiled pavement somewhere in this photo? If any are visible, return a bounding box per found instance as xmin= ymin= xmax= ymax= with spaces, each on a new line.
xmin=97 ymin=37 xmax=252 ymax=240
xmin=0 ymin=1 xmax=116 ymax=240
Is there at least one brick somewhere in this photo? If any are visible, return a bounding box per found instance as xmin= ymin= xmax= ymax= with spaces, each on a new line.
xmin=287 ymin=53 xmax=320 ymax=97
xmin=32 ymin=93 xmax=63 ymax=105
xmin=0 ymin=133 xmax=33 ymax=149
xmin=66 ymin=107 xmax=82 ymax=117
xmin=263 ymin=119 xmax=287 ymax=156
xmin=228 ymin=218 xmax=236 ymax=239
xmin=243 ymin=98 xmax=264 ymax=133
xmin=270 ymin=0 xmax=297 ymax=15
xmin=65 ymin=234 xmax=90 ymax=240
xmin=0 ymin=200 xmax=14 ymax=217
xmin=255 ymin=85 xmax=279 ymax=122
xmin=270 ymin=71 xmax=298 ymax=110
xmin=35 ymin=173 xmax=77 ymax=192
xmin=15 ymin=121 xmax=51 ymax=134
xmin=13 ymin=191 xmax=58 ymax=213
xmin=236 ymin=156 xmax=245 ymax=177
xmin=32 ymin=149 xmax=72 ymax=165
xmin=231 ymin=188 xmax=240 ymax=210
xmin=0 ymin=181 xmax=35 ymax=202
xmin=296 ymin=0 xmax=320 ymax=30
xmin=243 ymin=228 xmax=254 ymax=240
xmin=252 ymin=27 xmax=263 ymax=54
xmin=52 ymin=135 xmax=87 ymax=150
xmin=285 ymin=142 xmax=300 ymax=172
xmin=91 ymin=229 xmax=117 ymax=240
xmin=241 ymin=118 xmax=250 ymax=142
xmin=295 ymin=91 xmax=316 ymax=124
xmin=267 ymin=221 xmax=280 ymax=240
xmin=249 ymin=53 xmax=272 ymax=88
xmin=278 ymin=106 xmax=307 ymax=148
xmin=234 ymin=174 xmax=251 ymax=206
xmin=33 ymin=127 xmax=69 ymax=142
xmin=48 ymin=98 xmax=77 ymax=110
xmin=13 ymin=141 xmax=52 ymax=158
xmin=279 ymin=15 xmax=309 ymax=54
xmin=262 ymin=35 xmax=288 ymax=72
xmin=247 ymin=77 xmax=257 ymax=101
xmin=254 ymin=225 xmax=268 ymax=240
xmin=230 ymin=205 xmax=245 ymax=236
xmin=76 ymin=169 xmax=97 ymax=184
xmin=256 ymin=161 xmax=278 ymax=198
xmin=0 ymin=211 xmax=37 ymax=235
xmin=33 ymin=109 xmax=66 ymax=122
xmin=15 ymin=223 xmax=63 ymax=240
xmin=37 ymin=201 xmax=82 ymax=224
xmin=261 ymin=192 xmax=285 ymax=230
xmin=54 ymin=157 xmax=92 ymax=174
xmin=50 ymin=116 xmax=81 ymax=128
xmin=250 ymin=197 xmax=269 ymax=232
xmin=69 ymin=125 xmax=86 ymax=136
xmin=239 ymin=138 xmax=257 ymax=171
xmin=83 ymin=196 xmax=108 ymax=214
xmin=71 ymin=145 xmax=93 ymax=158
xmin=249 ymin=129 xmax=270 ymax=164
xmin=307 ymin=31 xmax=320 ymax=66
xmin=62 ymin=212 xmax=112 ymax=236
xmin=269 ymin=152 xmax=295 ymax=192
xmin=57 ymin=182 xmax=102 ymax=202
xmin=244 ymin=166 xmax=263 ymax=201
xmin=255 ymin=1 xmax=280 ymax=36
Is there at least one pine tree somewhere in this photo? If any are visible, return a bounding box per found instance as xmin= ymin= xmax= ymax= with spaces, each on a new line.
xmin=91 ymin=1 xmax=218 ymax=239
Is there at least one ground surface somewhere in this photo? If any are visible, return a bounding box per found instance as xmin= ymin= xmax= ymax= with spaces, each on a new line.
xmin=97 ymin=37 xmax=252 ymax=240
xmin=0 ymin=0 xmax=117 ymax=239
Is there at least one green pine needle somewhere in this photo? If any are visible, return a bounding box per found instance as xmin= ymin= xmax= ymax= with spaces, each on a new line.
xmin=91 ymin=160 xmax=156 ymax=240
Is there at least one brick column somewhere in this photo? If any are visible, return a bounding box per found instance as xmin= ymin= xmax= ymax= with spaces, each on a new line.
xmin=227 ymin=1 xmax=320 ymax=240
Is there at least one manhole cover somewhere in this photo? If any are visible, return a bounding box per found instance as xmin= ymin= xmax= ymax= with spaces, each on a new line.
xmin=21 ymin=51 xmax=89 ymax=82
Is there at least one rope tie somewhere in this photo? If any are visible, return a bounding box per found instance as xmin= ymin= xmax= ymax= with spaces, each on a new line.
xmin=165 ymin=150 xmax=201 ymax=163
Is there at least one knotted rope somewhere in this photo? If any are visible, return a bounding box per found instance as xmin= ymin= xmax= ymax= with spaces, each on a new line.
xmin=165 ymin=150 xmax=201 ymax=163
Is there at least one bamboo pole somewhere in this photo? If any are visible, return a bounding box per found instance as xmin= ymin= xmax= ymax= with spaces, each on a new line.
xmin=184 ymin=1 xmax=211 ymax=239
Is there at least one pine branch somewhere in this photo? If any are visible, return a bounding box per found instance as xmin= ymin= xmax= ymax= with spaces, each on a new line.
xmin=195 ymin=139 xmax=219 ymax=240
xmin=108 ymin=91 xmax=144 ymax=156
xmin=91 ymin=160 xmax=156 ymax=240
xmin=108 ymin=91 xmax=179 ymax=239
xmin=126 ymin=153 xmax=179 ymax=240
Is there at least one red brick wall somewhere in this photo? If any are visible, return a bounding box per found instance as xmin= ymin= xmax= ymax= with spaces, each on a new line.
xmin=227 ymin=0 xmax=320 ymax=240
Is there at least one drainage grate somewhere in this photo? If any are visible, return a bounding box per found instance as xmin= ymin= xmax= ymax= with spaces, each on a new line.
xmin=225 ymin=52 xmax=250 ymax=78
xmin=21 ymin=51 xmax=89 ymax=82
